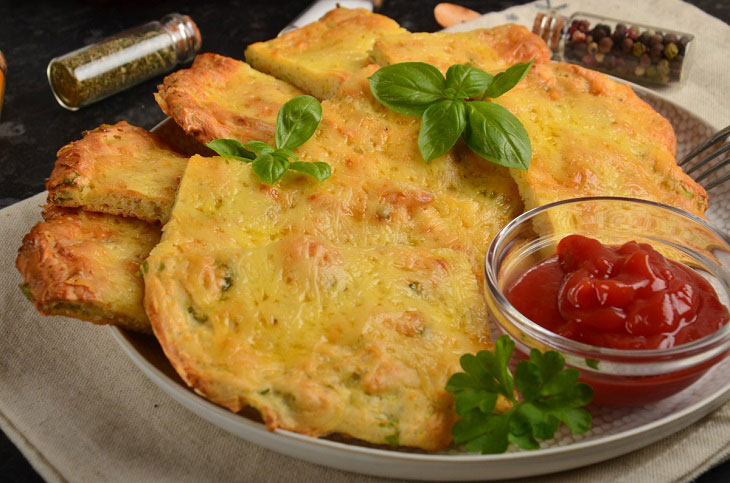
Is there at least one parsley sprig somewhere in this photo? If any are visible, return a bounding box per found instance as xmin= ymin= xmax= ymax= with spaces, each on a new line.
xmin=446 ymin=336 xmax=593 ymax=454
xmin=368 ymin=61 xmax=533 ymax=169
xmin=206 ymin=95 xmax=331 ymax=185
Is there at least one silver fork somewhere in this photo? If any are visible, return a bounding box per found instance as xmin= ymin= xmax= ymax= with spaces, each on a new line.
xmin=679 ymin=125 xmax=730 ymax=191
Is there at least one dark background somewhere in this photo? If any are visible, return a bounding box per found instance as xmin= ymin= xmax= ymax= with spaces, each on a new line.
xmin=1 ymin=0 xmax=728 ymax=481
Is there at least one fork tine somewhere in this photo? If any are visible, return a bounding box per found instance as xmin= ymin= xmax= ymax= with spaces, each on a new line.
xmin=693 ymin=153 xmax=729 ymax=183
xmin=679 ymin=124 xmax=730 ymax=167
xmin=704 ymin=172 xmax=730 ymax=191
xmin=685 ymin=143 xmax=730 ymax=175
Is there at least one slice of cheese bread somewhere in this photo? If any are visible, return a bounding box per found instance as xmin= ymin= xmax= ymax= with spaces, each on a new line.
xmin=146 ymin=234 xmax=493 ymax=450
xmin=370 ymin=23 xmax=551 ymax=73
xmin=17 ymin=206 xmax=160 ymax=333
xmin=245 ymin=8 xmax=405 ymax=99
xmin=46 ymin=121 xmax=188 ymax=223
xmin=160 ymin=155 xmax=517 ymax=281
xmin=144 ymin=154 xmax=511 ymax=450
xmin=494 ymin=61 xmax=707 ymax=230
xmin=155 ymin=53 xmax=303 ymax=145
xmin=296 ymin=65 xmax=523 ymax=223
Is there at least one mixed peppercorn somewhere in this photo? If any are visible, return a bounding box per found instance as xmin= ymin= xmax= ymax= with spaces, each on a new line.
xmin=564 ymin=19 xmax=691 ymax=85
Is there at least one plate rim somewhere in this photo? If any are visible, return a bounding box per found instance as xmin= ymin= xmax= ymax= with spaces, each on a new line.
xmin=110 ymin=325 xmax=730 ymax=464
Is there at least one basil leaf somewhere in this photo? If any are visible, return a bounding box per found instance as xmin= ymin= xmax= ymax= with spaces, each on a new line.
xmin=445 ymin=64 xmax=493 ymax=99
xmin=484 ymin=60 xmax=534 ymax=99
xmin=275 ymin=95 xmax=322 ymax=151
xmin=368 ymin=62 xmax=446 ymax=116
xmin=244 ymin=141 xmax=275 ymax=156
xmin=252 ymin=153 xmax=288 ymax=185
xmin=418 ymin=99 xmax=466 ymax=162
xmin=206 ymin=139 xmax=255 ymax=162
xmin=464 ymin=102 xmax=531 ymax=170
xmin=289 ymin=161 xmax=332 ymax=181
xmin=276 ymin=148 xmax=299 ymax=162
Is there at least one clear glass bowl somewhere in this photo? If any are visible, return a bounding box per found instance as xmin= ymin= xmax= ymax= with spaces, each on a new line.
xmin=485 ymin=197 xmax=730 ymax=406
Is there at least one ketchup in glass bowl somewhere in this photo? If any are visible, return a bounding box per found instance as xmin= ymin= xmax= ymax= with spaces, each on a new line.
xmin=485 ymin=197 xmax=730 ymax=406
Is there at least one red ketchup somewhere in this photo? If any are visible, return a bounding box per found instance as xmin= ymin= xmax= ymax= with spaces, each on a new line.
xmin=506 ymin=234 xmax=730 ymax=405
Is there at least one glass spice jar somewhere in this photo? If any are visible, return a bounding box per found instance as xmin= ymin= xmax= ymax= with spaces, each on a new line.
xmin=0 ymin=49 xmax=6 ymax=118
xmin=533 ymin=12 xmax=694 ymax=87
xmin=47 ymin=13 xmax=201 ymax=110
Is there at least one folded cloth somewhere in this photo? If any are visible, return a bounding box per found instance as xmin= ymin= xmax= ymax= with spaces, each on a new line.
xmin=1 ymin=0 xmax=729 ymax=481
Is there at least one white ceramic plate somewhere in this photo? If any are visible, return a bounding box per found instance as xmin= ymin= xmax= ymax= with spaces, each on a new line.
xmin=110 ymin=86 xmax=730 ymax=481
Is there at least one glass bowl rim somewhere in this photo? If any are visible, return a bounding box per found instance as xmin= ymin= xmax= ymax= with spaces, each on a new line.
xmin=485 ymin=196 xmax=730 ymax=361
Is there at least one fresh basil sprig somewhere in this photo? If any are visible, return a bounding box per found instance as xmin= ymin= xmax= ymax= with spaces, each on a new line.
xmin=368 ymin=61 xmax=533 ymax=168
xmin=446 ymin=335 xmax=593 ymax=454
xmin=206 ymin=95 xmax=331 ymax=185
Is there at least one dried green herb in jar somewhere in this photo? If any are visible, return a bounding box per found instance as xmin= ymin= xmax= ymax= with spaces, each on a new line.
xmin=47 ymin=13 xmax=201 ymax=110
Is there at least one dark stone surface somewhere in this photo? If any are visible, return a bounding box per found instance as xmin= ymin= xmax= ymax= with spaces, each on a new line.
xmin=0 ymin=1 xmax=727 ymax=481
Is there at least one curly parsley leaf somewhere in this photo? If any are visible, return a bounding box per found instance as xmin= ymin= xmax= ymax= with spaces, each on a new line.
xmin=368 ymin=61 xmax=533 ymax=169
xmin=206 ymin=96 xmax=331 ymax=185
xmin=446 ymin=335 xmax=593 ymax=454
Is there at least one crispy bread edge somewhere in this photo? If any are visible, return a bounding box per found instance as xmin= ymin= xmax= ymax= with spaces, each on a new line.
xmin=16 ymin=207 xmax=155 ymax=334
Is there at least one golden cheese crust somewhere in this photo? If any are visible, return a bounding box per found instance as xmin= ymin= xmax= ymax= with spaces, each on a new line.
xmin=155 ymin=53 xmax=303 ymax=145
xmin=146 ymin=235 xmax=492 ymax=450
xmin=16 ymin=206 xmax=160 ymax=333
xmin=494 ymin=62 xmax=707 ymax=225
xmin=47 ymin=121 xmax=188 ymax=223
xmin=245 ymin=8 xmax=405 ymax=99
xmin=299 ymin=65 xmax=523 ymax=226
xmin=161 ymin=155 xmax=517 ymax=282
xmin=145 ymin=155 xmax=511 ymax=450
xmin=370 ymin=24 xmax=551 ymax=73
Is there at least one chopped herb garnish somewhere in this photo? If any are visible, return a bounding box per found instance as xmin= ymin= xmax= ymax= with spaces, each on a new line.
xmin=187 ymin=306 xmax=208 ymax=323
xmin=446 ymin=335 xmax=593 ymax=453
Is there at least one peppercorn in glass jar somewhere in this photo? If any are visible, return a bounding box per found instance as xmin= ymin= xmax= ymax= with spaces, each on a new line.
xmin=47 ymin=13 xmax=201 ymax=110
xmin=533 ymin=12 xmax=694 ymax=87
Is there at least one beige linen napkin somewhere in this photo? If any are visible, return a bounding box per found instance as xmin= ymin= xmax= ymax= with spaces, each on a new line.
xmin=1 ymin=1 xmax=729 ymax=481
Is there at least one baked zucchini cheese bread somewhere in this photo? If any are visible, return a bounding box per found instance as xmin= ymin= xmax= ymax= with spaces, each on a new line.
xmin=156 ymin=53 xmax=304 ymax=145
xmin=245 ymin=8 xmax=405 ymax=99
xmin=494 ymin=62 xmax=707 ymax=233
xmin=159 ymin=155 xmax=517 ymax=284
xmin=17 ymin=206 xmax=160 ymax=333
xmin=371 ymin=23 xmax=551 ymax=72
xmin=47 ymin=121 xmax=188 ymax=223
xmin=145 ymin=155 xmax=507 ymax=449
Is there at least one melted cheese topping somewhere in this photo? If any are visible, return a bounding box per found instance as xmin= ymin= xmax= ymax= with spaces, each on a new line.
xmin=370 ymin=24 xmax=551 ymax=73
xmin=146 ymin=235 xmax=489 ymax=450
xmin=245 ymin=8 xmax=405 ymax=99
xmin=493 ymin=62 xmax=707 ymax=232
